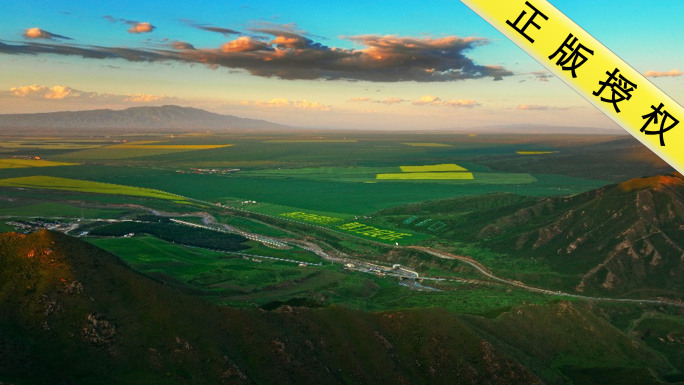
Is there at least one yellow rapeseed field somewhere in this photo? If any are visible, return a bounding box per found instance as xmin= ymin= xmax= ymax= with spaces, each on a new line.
xmin=400 ymin=164 xmax=468 ymax=172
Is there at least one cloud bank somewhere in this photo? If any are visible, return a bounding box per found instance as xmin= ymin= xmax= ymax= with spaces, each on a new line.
xmin=7 ymin=84 xmax=175 ymax=105
xmin=240 ymin=98 xmax=331 ymax=111
xmin=1 ymin=27 xmax=512 ymax=83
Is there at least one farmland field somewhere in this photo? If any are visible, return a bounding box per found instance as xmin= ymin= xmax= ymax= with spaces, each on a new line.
xmin=1 ymin=130 xmax=681 ymax=385
xmin=0 ymin=134 xmax=642 ymax=220
xmin=399 ymin=164 xmax=468 ymax=172
xmin=0 ymin=175 xmax=186 ymax=201
xmin=0 ymin=158 xmax=79 ymax=168
xmin=376 ymin=172 xmax=475 ymax=180
xmin=106 ymin=141 xmax=232 ymax=150
xmin=516 ymin=151 xmax=559 ymax=155
xmin=401 ymin=142 xmax=452 ymax=147
xmin=263 ymin=139 xmax=358 ymax=143
xmin=0 ymin=202 xmax=128 ymax=218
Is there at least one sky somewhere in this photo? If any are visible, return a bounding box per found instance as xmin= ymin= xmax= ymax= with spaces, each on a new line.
xmin=0 ymin=0 xmax=682 ymax=130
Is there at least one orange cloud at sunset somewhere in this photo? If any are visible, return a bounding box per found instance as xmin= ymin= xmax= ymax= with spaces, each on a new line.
xmin=413 ymin=95 xmax=479 ymax=108
xmin=10 ymin=85 xmax=76 ymax=99
xmin=23 ymin=27 xmax=71 ymax=40
xmin=1 ymin=28 xmax=511 ymax=82
xmin=124 ymin=94 xmax=165 ymax=102
xmin=127 ymin=22 xmax=155 ymax=34
xmin=644 ymin=69 xmax=683 ymax=78
xmin=221 ymin=37 xmax=271 ymax=53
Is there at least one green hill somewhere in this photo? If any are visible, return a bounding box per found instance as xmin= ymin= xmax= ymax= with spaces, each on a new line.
xmin=378 ymin=173 xmax=684 ymax=298
xmin=0 ymin=230 xmax=540 ymax=384
xmin=2 ymin=230 xmax=680 ymax=384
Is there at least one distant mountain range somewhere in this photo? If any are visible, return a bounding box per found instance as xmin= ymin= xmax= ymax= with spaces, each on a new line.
xmin=0 ymin=105 xmax=290 ymax=131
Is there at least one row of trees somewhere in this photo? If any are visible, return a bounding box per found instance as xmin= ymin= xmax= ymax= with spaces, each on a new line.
xmin=91 ymin=222 xmax=248 ymax=252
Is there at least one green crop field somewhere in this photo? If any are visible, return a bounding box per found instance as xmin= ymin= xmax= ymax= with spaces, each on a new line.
xmin=0 ymin=175 xmax=187 ymax=201
xmin=376 ymin=172 xmax=475 ymax=180
xmin=87 ymin=235 xmax=326 ymax=300
xmin=401 ymin=142 xmax=452 ymax=147
xmin=400 ymin=164 xmax=468 ymax=172
xmin=0 ymin=141 xmax=104 ymax=150
xmin=0 ymin=158 xmax=79 ymax=169
xmin=217 ymin=215 xmax=292 ymax=237
xmin=0 ymin=202 xmax=128 ymax=219
xmin=0 ymin=135 xmax=614 ymax=220
xmin=0 ymin=222 xmax=16 ymax=232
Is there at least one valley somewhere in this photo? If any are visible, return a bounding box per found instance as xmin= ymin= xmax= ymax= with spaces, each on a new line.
xmin=1 ymin=128 xmax=683 ymax=384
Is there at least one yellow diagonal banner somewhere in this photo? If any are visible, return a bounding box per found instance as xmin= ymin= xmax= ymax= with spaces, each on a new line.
xmin=461 ymin=0 xmax=683 ymax=174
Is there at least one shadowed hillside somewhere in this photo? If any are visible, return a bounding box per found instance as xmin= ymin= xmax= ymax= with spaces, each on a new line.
xmin=0 ymin=230 xmax=542 ymax=385
xmin=1 ymin=230 xmax=680 ymax=384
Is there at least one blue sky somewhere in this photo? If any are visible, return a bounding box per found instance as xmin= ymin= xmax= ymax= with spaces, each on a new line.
xmin=1 ymin=0 xmax=682 ymax=130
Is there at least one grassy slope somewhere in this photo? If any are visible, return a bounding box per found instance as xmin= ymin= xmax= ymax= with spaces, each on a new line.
xmin=0 ymin=230 xmax=545 ymax=385
xmin=376 ymin=175 xmax=684 ymax=298
xmin=2 ymin=231 xmax=681 ymax=384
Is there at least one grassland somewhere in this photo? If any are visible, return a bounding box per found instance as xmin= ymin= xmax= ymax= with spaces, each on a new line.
xmin=0 ymin=202 xmax=128 ymax=219
xmin=87 ymin=235 xmax=326 ymax=299
xmin=0 ymin=158 xmax=79 ymax=168
xmin=85 ymin=235 xmax=552 ymax=313
xmin=0 ymin=176 xmax=186 ymax=201
xmin=0 ymin=222 xmax=15 ymax=232
xmin=107 ymin=141 xmax=232 ymax=150
xmin=217 ymin=215 xmax=293 ymax=237
xmin=54 ymin=140 xmax=233 ymax=160
xmin=0 ymin=140 xmax=104 ymax=150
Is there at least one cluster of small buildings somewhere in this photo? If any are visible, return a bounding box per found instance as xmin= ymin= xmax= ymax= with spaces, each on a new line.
xmin=5 ymin=219 xmax=72 ymax=233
